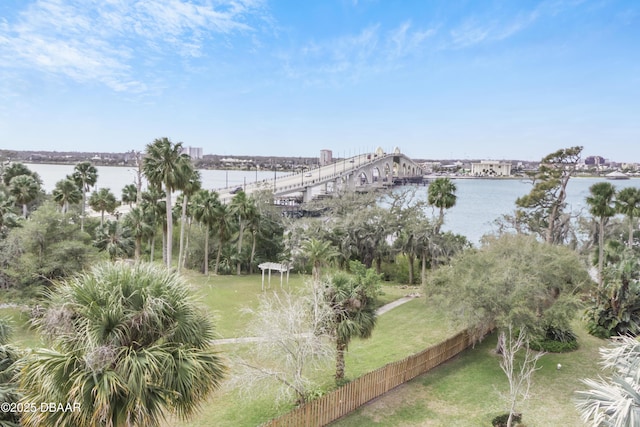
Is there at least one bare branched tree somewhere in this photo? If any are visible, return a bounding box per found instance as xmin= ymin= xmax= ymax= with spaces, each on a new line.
xmin=499 ymin=326 xmax=545 ymax=427
xmin=231 ymin=286 xmax=335 ymax=405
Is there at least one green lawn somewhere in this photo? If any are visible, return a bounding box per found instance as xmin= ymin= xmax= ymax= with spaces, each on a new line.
xmin=331 ymin=322 xmax=607 ymax=427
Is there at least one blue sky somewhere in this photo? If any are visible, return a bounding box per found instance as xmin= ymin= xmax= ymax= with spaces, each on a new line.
xmin=1 ymin=0 xmax=638 ymax=162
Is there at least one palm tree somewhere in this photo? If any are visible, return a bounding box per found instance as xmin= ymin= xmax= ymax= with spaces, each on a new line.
xmin=301 ymin=237 xmax=339 ymax=283
xmin=586 ymin=182 xmax=616 ymax=288
xmin=326 ymin=269 xmax=378 ymax=383
xmin=178 ymin=166 xmax=201 ymax=271
xmin=576 ymin=336 xmax=640 ymax=426
xmin=123 ymin=206 xmax=153 ymax=261
xmin=121 ymin=183 xmax=138 ymax=207
xmin=9 ymin=174 xmax=40 ymax=217
xmin=140 ymin=185 xmax=165 ymax=262
xmin=616 ymin=186 xmax=640 ymax=248
xmin=52 ymin=177 xmax=82 ymax=213
xmin=213 ymin=202 xmax=233 ymax=275
xmin=88 ymin=187 xmax=118 ymax=226
xmin=2 ymin=162 xmax=40 ymax=186
xmin=0 ymin=191 xmax=18 ymax=236
xmin=94 ymin=220 xmax=134 ymax=261
xmin=192 ymin=189 xmax=221 ymax=275
xmin=230 ymin=190 xmax=253 ymax=275
xmin=143 ymin=137 xmax=191 ymax=268
xmin=427 ymin=177 xmax=457 ymax=233
xmin=0 ymin=318 xmax=21 ymax=427
xmin=73 ymin=161 xmax=98 ymax=231
xmin=20 ymin=262 xmax=225 ymax=427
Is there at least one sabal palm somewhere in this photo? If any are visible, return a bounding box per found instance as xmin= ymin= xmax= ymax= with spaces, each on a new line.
xmin=616 ymin=187 xmax=640 ymax=248
xmin=0 ymin=191 xmax=18 ymax=235
xmin=89 ymin=187 xmax=118 ymax=226
xmin=587 ymin=182 xmax=616 ymax=288
xmin=229 ymin=190 xmax=253 ymax=275
xmin=140 ymin=185 xmax=165 ymax=262
xmin=192 ymin=189 xmax=221 ymax=275
xmin=427 ymin=177 xmax=457 ymax=233
xmin=2 ymin=162 xmax=39 ymax=186
xmin=121 ymin=183 xmax=138 ymax=207
xmin=576 ymin=336 xmax=640 ymax=426
xmin=73 ymin=161 xmax=98 ymax=231
xmin=143 ymin=138 xmax=190 ymax=268
xmin=95 ymin=220 xmax=134 ymax=261
xmin=123 ymin=206 xmax=153 ymax=261
xmin=326 ymin=272 xmax=377 ymax=382
xmin=301 ymin=237 xmax=339 ymax=282
xmin=178 ymin=166 xmax=201 ymax=271
xmin=0 ymin=318 xmax=21 ymax=427
xmin=52 ymin=177 xmax=82 ymax=213
xmin=9 ymin=174 xmax=40 ymax=217
xmin=20 ymin=262 xmax=225 ymax=427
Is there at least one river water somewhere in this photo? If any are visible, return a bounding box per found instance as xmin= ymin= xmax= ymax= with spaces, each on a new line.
xmin=24 ymin=163 xmax=640 ymax=245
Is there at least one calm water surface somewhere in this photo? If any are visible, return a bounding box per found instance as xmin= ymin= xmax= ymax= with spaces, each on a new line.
xmin=26 ymin=163 xmax=640 ymax=245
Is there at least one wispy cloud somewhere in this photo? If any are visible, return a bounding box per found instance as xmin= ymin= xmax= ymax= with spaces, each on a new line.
xmin=283 ymin=21 xmax=436 ymax=85
xmin=0 ymin=0 xmax=267 ymax=93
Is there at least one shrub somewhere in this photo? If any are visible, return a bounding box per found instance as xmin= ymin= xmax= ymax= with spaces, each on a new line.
xmin=492 ymin=412 xmax=522 ymax=426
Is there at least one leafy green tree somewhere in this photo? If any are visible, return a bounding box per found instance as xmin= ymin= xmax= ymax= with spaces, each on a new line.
xmin=615 ymin=186 xmax=640 ymax=248
xmin=576 ymin=336 xmax=640 ymax=426
xmin=52 ymin=177 xmax=82 ymax=213
xmin=94 ymin=220 xmax=134 ymax=261
xmin=427 ymin=177 xmax=457 ymax=233
xmin=121 ymin=183 xmax=138 ymax=207
xmin=516 ymin=146 xmax=583 ymax=244
xmin=89 ymin=187 xmax=118 ymax=226
xmin=586 ymin=182 xmax=616 ymax=289
xmin=325 ymin=262 xmax=379 ymax=383
xmin=21 ymin=262 xmax=226 ymax=427
xmin=72 ymin=161 xmax=98 ymax=231
xmin=429 ymin=234 xmax=590 ymax=352
xmin=9 ymin=174 xmax=41 ymax=218
xmin=143 ymin=137 xmax=191 ymax=268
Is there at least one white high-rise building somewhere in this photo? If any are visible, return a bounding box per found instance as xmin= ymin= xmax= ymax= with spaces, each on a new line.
xmin=320 ymin=149 xmax=332 ymax=166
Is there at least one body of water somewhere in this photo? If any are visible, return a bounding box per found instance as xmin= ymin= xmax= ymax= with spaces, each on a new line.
xmin=24 ymin=163 xmax=640 ymax=245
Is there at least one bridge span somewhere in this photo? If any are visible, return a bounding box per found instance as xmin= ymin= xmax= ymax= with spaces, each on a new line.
xmin=217 ymin=147 xmax=424 ymax=203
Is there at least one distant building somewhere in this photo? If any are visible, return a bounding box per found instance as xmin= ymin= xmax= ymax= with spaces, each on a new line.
xmin=471 ymin=160 xmax=512 ymax=177
xmin=320 ymin=149 xmax=332 ymax=166
xmin=181 ymin=146 xmax=203 ymax=159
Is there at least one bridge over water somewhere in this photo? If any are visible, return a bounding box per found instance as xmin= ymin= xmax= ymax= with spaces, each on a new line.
xmin=218 ymin=147 xmax=424 ymax=203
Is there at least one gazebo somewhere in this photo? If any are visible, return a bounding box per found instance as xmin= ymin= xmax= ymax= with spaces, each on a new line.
xmin=258 ymin=262 xmax=292 ymax=291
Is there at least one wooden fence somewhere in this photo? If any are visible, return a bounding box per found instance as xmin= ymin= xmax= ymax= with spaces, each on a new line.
xmin=263 ymin=329 xmax=472 ymax=427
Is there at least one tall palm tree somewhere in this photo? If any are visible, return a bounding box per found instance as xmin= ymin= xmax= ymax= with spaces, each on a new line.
xmin=326 ymin=270 xmax=377 ymax=383
xmin=230 ymin=190 xmax=253 ymax=275
xmin=121 ymin=183 xmax=138 ymax=207
xmin=192 ymin=189 xmax=221 ymax=275
xmin=427 ymin=177 xmax=457 ymax=233
xmin=89 ymin=187 xmax=118 ymax=226
xmin=616 ymin=186 xmax=640 ymax=248
xmin=9 ymin=174 xmax=40 ymax=218
xmin=143 ymin=137 xmax=191 ymax=268
xmin=213 ymin=202 xmax=233 ymax=275
xmin=73 ymin=161 xmax=98 ymax=231
xmin=20 ymin=262 xmax=226 ymax=427
xmin=52 ymin=177 xmax=82 ymax=213
xmin=2 ymin=162 xmax=40 ymax=186
xmin=178 ymin=166 xmax=201 ymax=272
xmin=140 ymin=185 xmax=165 ymax=262
xmin=123 ymin=206 xmax=152 ymax=261
xmin=586 ymin=182 xmax=616 ymax=289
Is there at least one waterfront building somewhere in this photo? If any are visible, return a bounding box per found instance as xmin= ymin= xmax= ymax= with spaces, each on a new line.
xmin=471 ymin=160 xmax=512 ymax=177
xmin=320 ymin=149 xmax=332 ymax=166
xmin=181 ymin=146 xmax=203 ymax=159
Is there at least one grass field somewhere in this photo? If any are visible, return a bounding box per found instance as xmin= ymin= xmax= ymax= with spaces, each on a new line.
xmin=331 ymin=322 xmax=607 ymax=427
xmin=0 ymin=270 xmax=608 ymax=427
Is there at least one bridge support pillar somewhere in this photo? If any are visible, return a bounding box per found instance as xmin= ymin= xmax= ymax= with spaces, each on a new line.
xmin=303 ymin=187 xmax=313 ymax=203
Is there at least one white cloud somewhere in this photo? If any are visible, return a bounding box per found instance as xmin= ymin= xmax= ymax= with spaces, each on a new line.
xmin=0 ymin=0 xmax=267 ymax=93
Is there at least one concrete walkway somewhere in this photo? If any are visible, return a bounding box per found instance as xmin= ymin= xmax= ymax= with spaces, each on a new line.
xmin=211 ymin=294 xmax=420 ymax=345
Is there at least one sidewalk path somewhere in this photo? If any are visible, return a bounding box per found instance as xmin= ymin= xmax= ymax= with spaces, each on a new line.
xmin=211 ymin=294 xmax=420 ymax=345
